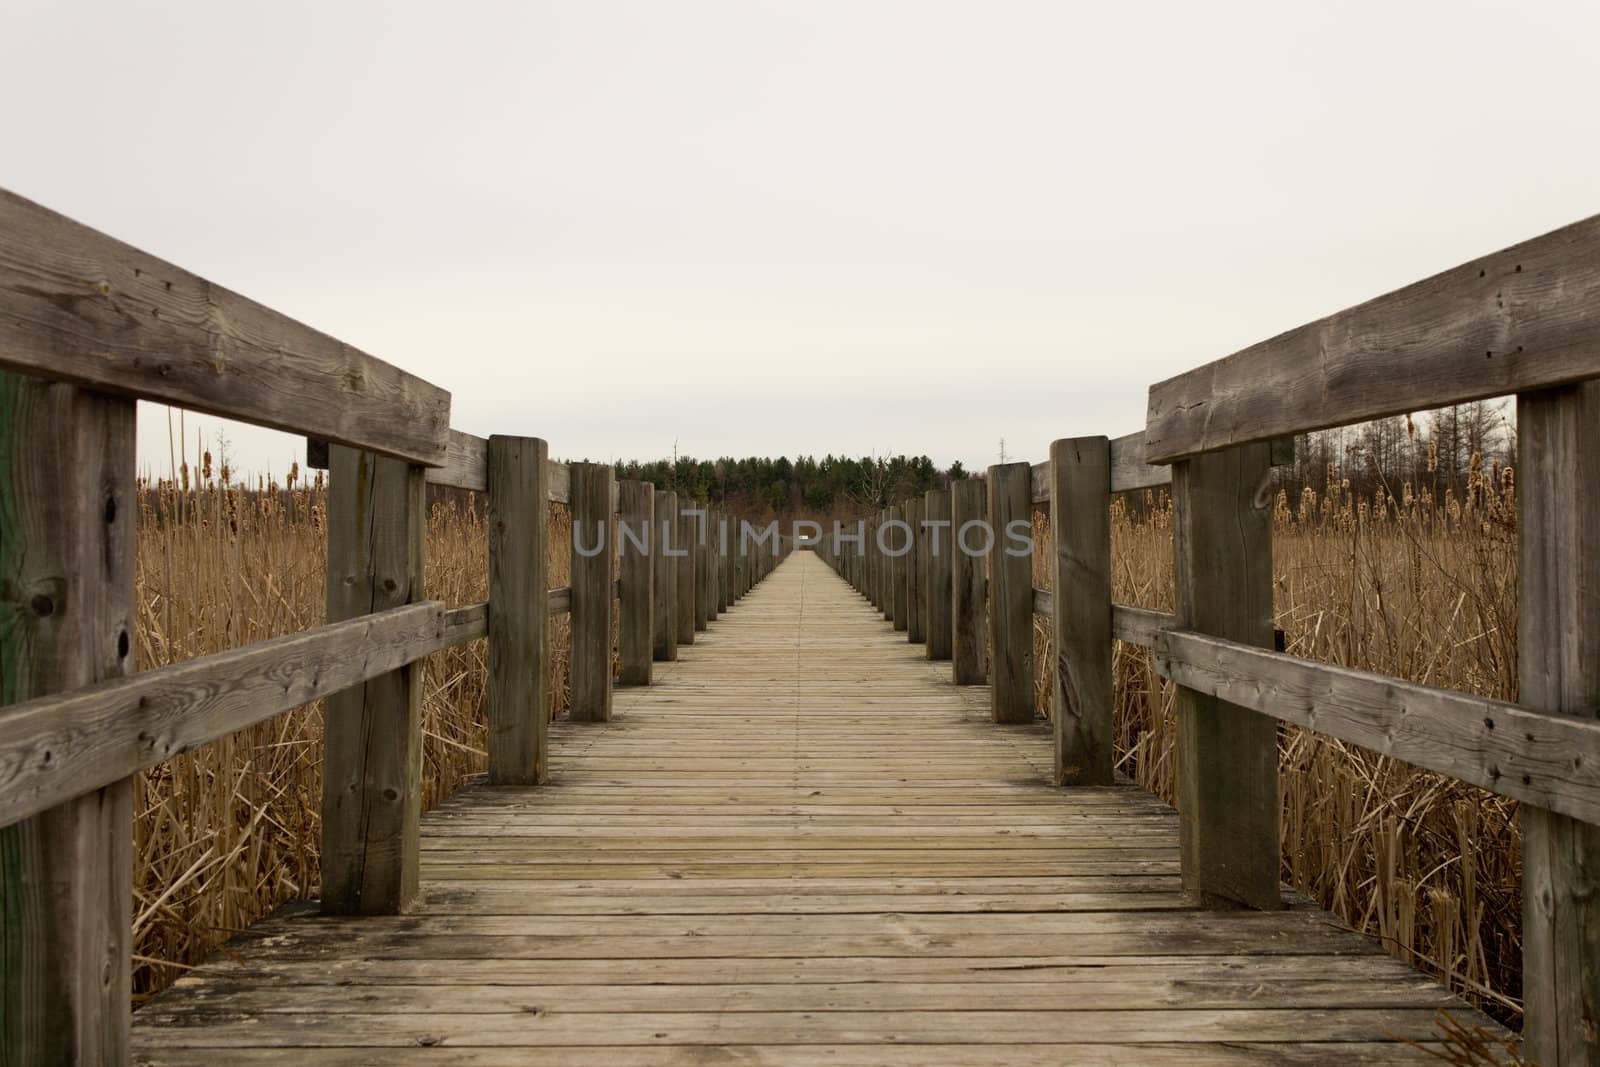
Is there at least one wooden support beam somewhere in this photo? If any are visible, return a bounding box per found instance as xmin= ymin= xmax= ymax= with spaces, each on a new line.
xmin=986 ymin=463 xmax=1033 ymax=723
xmin=706 ymin=508 xmax=720 ymax=623
xmin=889 ymin=504 xmax=909 ymax=632
xmin=950 ymin=479 xmax=987 ymax=685
xmin=485 ymin=436 xmax=550 ymax=785
xmin=905 ymin=497 xmax=925 ymax=644
xmin=1172 ymin=442 xmax=1280 ymax=911
xmin=1518 ymin=380 xmax=1600 ymax=1064
xmin=617 ymin=481 xmax=653 ymax=685
xmin=651 ymin=490 xmax=678 ymax=662
xmin=923 ymin=489 xmax=953 ymax=661
xmin=1050 ymin=437 xmax=1114 ymax=785
xmin=694 ymin=509 xmax=710 ymax=633
xmin=675 ymin=503 xmax=696 ymax=646
xmin=323 ymin=445 xmax=426 ymax=914
xmin=716 ymin=512 xmax=731 ymax=614
xmin=569 ymin=462 xmax=614 ymax=722
xmin=0 ymin=376 xmax=135 ymax=1063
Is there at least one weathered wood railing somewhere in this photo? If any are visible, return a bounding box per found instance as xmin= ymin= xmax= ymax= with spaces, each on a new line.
xmin=0 ymin=188 xmax=788 ymax=1064
xmin=818 ymin=211 xmax=1600 ymax=1063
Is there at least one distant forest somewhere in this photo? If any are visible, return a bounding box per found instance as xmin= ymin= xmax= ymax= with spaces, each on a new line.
xmin=611 ymin=454 xmax=961 ymax=520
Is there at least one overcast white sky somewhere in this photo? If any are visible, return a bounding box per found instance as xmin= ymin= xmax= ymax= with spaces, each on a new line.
xmin=4 ymin=1 xmax=1598 ymax=477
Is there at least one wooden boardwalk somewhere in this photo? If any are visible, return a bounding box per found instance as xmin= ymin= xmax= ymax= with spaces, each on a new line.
xmin=133 ymin=551 xmax=1496 ymax=1065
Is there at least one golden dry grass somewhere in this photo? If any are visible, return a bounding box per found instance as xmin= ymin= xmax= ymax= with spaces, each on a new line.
xmin=131 ymin=454 xmax=573 ymax=1000
xmin=1033 ymin=462 xmax=1522 ymax=1022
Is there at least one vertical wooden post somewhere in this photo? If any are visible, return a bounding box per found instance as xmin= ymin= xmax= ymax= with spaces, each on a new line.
xmin=570 ymin=462 xmax=614 ymax=722
xmin=986 ymin=463 xmax=1033 ymax=723
xmin=651 ymin=489 xmax=678 ymax=662
xmin=1049 ymin=438 xmax=1113 ymax=785
xmin=675 ymin=504 xmax=696 ymax=645
xmin=924 ymin=488 xmax=953 ymax=660
xmin=694 ymin=510 xmax=710 ymax=633
xmin=618 ymin=480 xmax=653 ymax=685
xmin=0 ymin=377 xmax=135 ymax=1064
xmin=905 ymin=496 xmax=925 ymax=644
xmin=717 ymin=512 xmax=731 ymax=613
xmin=707 ymin=508 xmax=721 ymax=622
xmin=324 ymin=444 xmax=427 ymax=913
xmin=1172 ymin=442 xmax=1280 ymax=911
xmin=1519 ymin=381 xmax=1600 ymax=1064
xmin=889 ymin=504 xmax=909 ymax=632
xmin=484 ymin=436 xmax=551 ymax=784
xmin=950 ymin=479 xmax=987 ymax=685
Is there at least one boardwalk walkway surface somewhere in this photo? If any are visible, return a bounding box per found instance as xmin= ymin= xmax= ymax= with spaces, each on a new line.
xmin=133 ymin=551 xmax=1498 ymax=1065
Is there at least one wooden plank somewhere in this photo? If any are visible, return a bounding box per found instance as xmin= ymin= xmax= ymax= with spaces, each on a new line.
xmin=0 ymin=188 xmax=451 ymax=465
xmin=0 ymin=377 xmax=134 ymax=1064
xmin=1029 ymin=460 xmax=1050 ymax=504
xmin=905 ymin=497 xmax=925 ymax=644
xmin=547 ymin=460 xmax=571 ymax=504
xmin=617 ymin=481 xmax=654 ymax=686
xmin=486 ymin=436 xmax=550 ymax=785
xmin=322 ymin=446 xmax=426 ymax=914
xmin=923 ymin=489 xmax=953 ymax=661
xmin=547 ymin=587 xmax=571 ymax=615
xmin=888 ymin=504 xmax=908 ymax=632
xmin=1144 ymin=212 xmax=1600 ymax=463
xmin=716 ymin=511 xmax=731 ymax=615
xmin=1516 ymin=381 xmax=1600 ymax=1065
xmin=1152 ymin=628 xmax=1600 ymax=828
xmin=651 ymin=491 xmax=678 ymax=662
xmin=1113 ymin=604 xmax=1173 ymax=648
xmin=0 ymin=601 xmax=445 ymax=826
xmin=675 ymin=503 xmax=696 ymax=646
xmin=570 ymin=462 xmax=614 ymax=722
xmin=1109 ymin=431 xmax=1171 ymax=493
xmin=950 ymin=480 xmax=987 ymax=685
xmin=443 ymin=602 xmax=487 ymax=646
xmin=1172 ymin=442 xmax=1280 ymax=910
xmin=1050 ymin=437 xmax=1113 ymax=784
xmin=986 ymin=463 xmax=1033 ymax=722
xmin=694 ymin=510 xmax=710 ymax=633
xmin=424 ymin=429 xmax=488 ymax=491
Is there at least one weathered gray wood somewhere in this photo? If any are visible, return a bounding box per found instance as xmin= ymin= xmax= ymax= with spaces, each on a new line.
xmin=716 ymin=512 xmax=731 ymax=614
xmin=705 ymin=509 xmax=719 ymax=623
xmin=1113 ymin=605 xmax=1174 ymax=648
xmin=888 ymin=505 xmax=909 ymax=632
xmin=1032 ymin=588 xmax=1053 ymax=615
xmin=1152 ymin=628 xmax=1600 ymax=828
xmin=570 ymin=462 xmax=615 ymax=723
xmin=1172 ymin=443 xmax=1280 ymax=911
xmin=1109 ymin=431 xmax=1171 ymax=493
xmin=0 ymin=602 xmax=446 ymax=827
xmin=652 ymin=491 xmax=678 ymax=662
xmin=905 ymin=498 xmax=925 ymax=644
xmin=0 ymin=189 xmax=451 ymax=465
xmin=950 ymin=480 xmax=987 ymax=686
xmin=547 ymin=587 xmax=571 ymax=616
xmin=1029 ymin=461 xmax=1050 ymax=504
xmin=323 ymin=446 xmax=426 ymax=915
xmin=425 ymin=430 xmax=489 ymax=492
xmin=0 ymin=377 xmax=134 ymax=1064
xmin=1050 ymin=438 xmax=1113 ymax=785
xmin=1145 ymin=212 xmax=1600 ymax=463
xmin=546 ymin=461 xmax=571 ymax=505
xmin=485 ymin=436 xmax=550 ymax=786
xmin=443 ymin=602 xmax=488 ymax=646
xmin=694 ymin=511 xmax=711 ymax=633
xmin=924 ymin=489 xmax=954 ymax=661
xmin=986 ymin=463 xmax=1033 ymax=723
xmin=618 ymin=481 xmax=654 ymax=686
xmin=1517 ymin=381 xmax=1600 ymax=1064
xmin=676 ymin=504 xmax=696 ymax=646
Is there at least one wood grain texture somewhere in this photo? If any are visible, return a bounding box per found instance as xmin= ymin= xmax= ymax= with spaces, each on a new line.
xmin=617 ymin=481 xmax=654 ymax=686
xmin=1113 ymin=605 xmax=1174 ymax=648
xmin=986 ymin=463 xmax=1033 ymax=723
xmin=1109 ymin=431 xmax=1171 ymax=493
xmin=675 ymin=506 xmax=696 ymax=646
xmin=133 ymin=552 xmax=1503 ymax=1063
xmin=923 ymin=489 xmax=953 ymax=661
xmin=0 ymin=602 xmax=446 ymax=827
xmin=0 ymin=377 xmax=135 ymax=1065
xmin=1145 ymin=211 xmax=1600 ymax=462
xmin=1050 ymin=438 xmax=1113 ymax=785
xmin=1172 ymin=444 xmax=1280 ymax=911
xmin=424 ymin=430 xmax=488 ymax=491
xmin=1518 ymin=382 xmax=1600 ymax=1064
xmin=486 ymin=437 xmax=550 ymax=786
xmin=694 ymin=515 xmax=711 ymax=634
xmin=950 ymin=480 xmax=987 ymax=686
xmin=0 ymin=188 xmax=451 ymax=465
xmin=569 ymin=463 xmax=614 ymax=723
xmin=322 ymin=446 xmax=426 ymax=915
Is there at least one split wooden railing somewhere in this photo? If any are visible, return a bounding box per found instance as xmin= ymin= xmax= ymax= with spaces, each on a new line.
xmin=819 ymin=211 xmax=1600 ymax=1064
xmin=0 ymin=188 xmax=788 ymax=1064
